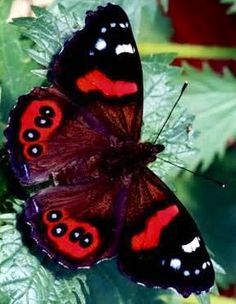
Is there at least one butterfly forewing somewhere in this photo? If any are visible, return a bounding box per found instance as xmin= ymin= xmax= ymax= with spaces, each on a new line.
xmin=25 ymin=176 xmax=130 ymax=268
xmin=49 ymin=3 xmax=143 ymax=141
xmin=5 ymin=87 xmax=110 ymax=185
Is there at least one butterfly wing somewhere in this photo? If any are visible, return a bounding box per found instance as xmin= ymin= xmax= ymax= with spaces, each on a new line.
xmin=25 ymin=175 xmax=131 ymax=268
xmin=118 ymin=168 xmax=214 ymax=297
xmin=5 ymin=87 xmax=110 ymax=185
xmin=48 ymin=3 xmax=143 ymax=141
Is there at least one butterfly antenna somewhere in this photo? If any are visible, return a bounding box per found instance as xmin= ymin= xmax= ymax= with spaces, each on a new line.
xmin=157 ymin=156 xmax=226 ymax=188
xmin=153 ymin=82 xmax=188 ymax=144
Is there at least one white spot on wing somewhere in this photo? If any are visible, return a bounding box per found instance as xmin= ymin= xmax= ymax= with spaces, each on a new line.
xmin=119 ymin=23 xmax=125 ymax=28
xmin=183 ymin=270 xmax=190 ymax=277
xmin=115 ymin=44 xmax=135 ymax=55
xmin=55 ymin=227 xmax=61 ymax=234
xmin=202 ymin=262 xmax=207 ymax=269
xmin=95 ymin=38 xmax=107 ymax=51
xmin=101 ymin=27 xmax=107 ymax=33
xmin=195 ymin=269 xmax=200 ymax=275
xmin=110 ymin=22 xmax=116 ymax=27
xmin=28 ymin=132 xmax=34 ymax=139
xmin=182 ymin=236 xmax=200 ymax=253
xmin=32 ymin=147 xmax=38 ymax=154
xmin=170 ymin=258 xmax=181 ymax=270
xmin=125 ymin=22 xmax=129 ymax=27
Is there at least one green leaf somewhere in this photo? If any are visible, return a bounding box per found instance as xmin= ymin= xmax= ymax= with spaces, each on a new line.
xmin=11 ymin=5 xmax=81 ymax=67
xmin=0 ymin=87 xmax=4 ymax=142
xmin=220 ymin=0 xmax=236 ymax=13
xmin=180 ymin=64 xmax=236 ymax=170
xmin=86 ymin=261 xmax=168 ymax=304
xmin=0 ymin=222 xmax=89 ymax=304
xmin=142 ymin=55 xmax=195 ymax=183
xmin=0 ymin=289 xmax=10 ymax=304
xmin=139 ymin=43 xmax=236 ymax=59
xmin=0 ymin=0 xmax=41 ymax=128
xmin=59 ymin=0 xmax=172 ymax=42
xmin=159 ymin=0 xmax=170 ymax=12
xmin=174 ymin=147 xmax=236 ymax=286
xmin=138 ymin=1 xmax=172 ymax=43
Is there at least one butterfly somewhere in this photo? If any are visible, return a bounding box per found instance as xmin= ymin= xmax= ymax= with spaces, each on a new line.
xmin=5 ymin=3 xmax=214 ymax=298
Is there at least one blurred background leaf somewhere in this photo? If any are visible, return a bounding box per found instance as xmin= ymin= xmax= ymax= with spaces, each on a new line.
xmin=220 ymin=0 xmax=236 ymax=14
xmin=0 ymin=0 xmax=41 ymax=129
xmin=180 ymin=64 xmax=236 ymax=170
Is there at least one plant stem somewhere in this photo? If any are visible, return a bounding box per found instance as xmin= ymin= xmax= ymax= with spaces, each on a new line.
xmin=139 ymin=42 xmax=236 ymax=59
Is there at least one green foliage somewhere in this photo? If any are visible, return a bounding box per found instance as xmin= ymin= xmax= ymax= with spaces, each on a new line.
xmin=180 ymin=64 xmax=236 ymax=170
xmin=220 ymin=0 xmax=236 ymax=13
xmin=0 ymin=0 xmax=41 ymax=130
xmin=142 ymin=55 xmax=195 ymax=182
xmin=159 ymin=0 xmax=170 ymax=12
xmin=12 ymin=5 xmax=82 ymax=68
xmin=85 ymin=262 xmax=167 ymax=304
xmin=0 ymin=221 xmax=89 ymax=304
xmin=0 ymin=289 xmax=10 ymax=304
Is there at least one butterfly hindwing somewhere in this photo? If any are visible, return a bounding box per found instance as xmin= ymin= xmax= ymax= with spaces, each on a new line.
xmin=118 ymin=169 xmax=215 ymax=297
xmin=25 ymin=175 xmax=130 ymax=268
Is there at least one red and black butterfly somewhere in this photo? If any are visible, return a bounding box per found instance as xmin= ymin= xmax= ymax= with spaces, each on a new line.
xmin=5 ymin=3 xmax=214 ymax=298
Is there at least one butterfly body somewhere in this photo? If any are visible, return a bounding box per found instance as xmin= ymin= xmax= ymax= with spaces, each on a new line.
xmin=101 ymin=142 xmax=164 ymax=177
xmin=5 ymin=3 xmax=214 ymax=297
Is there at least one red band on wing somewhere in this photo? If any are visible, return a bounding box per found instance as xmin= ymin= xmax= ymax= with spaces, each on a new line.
xmin=76 ymin=70 xmax=138 ymax=98
xmin=131 ymin=205 xmax=179 ymax=251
